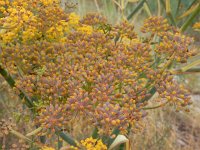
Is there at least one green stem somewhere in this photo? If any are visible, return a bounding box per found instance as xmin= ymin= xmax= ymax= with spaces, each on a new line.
xmin=58 ymin=136 xmax=63 ymax=150
xmin=144 ymin=1 xmax=153 ymax=17
xmin=175 ymin=0 xmax=181 ymax=16
xmin=10 ymin=129 xmax=32 ymax=142
xmin=166 ymin=0 xmax=177 ymax=26
xmin=181 ymin=3 xmax=200 ymax=32
xmin=127 ymin=0 xmax=146 ymax=20
xmin=0 ymin=65 xmax=34 ymax=109
xmin=157 ymin=0 xmax=161 ymax=16
xmin=0 ymin=65 xmax=15 ymax=87
xmin=171 ymin=67 xmax=200 ymax=74
xmin=142 ymin=101 xmax=169 ymax=110
xmin=92 ymin=127 xmax=99 ymax=139
xmin=107 ymin=128 xmax=120 ymax=148
xmin=187 ymin=0 xmax=198 ymax=10
xmin=26 ymin=127 xmax=43 ymax=136
xmin=55 ymin=127 xmax=77 ymax=147
xmin=181 ymin=59 xmax=200 ymax=72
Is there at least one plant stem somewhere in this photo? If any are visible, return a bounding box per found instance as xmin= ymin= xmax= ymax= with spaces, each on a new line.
xmin=181 ymin=3 xmax=200 ymax=32
xmin=92 ymin=127 xmax=99 ymax=139
xmin=175 ymin=0 xmax=181 ymax=16
xmin=171 ymin=67 xmax=200 ymax=74
xmin=127 ymin=0 xmax=146 ymax=20
xmin=181 ymin=59 xmax=200 ymax=72
xmin=144 ymin=1 xmax=153 ymax=17
xmin=142 ymin=101 xmax=169 ymax=110
xmin=157 ymin=0 xmax=161 ymax=16
xmin=55 ymin=127 xmax=78 ymax=147
xmin=107 ymin=128 xmax=120 ymax=148
xmin=166 ymin=0 xmax=177 ymax=26
xmin=0 ymin=65 xmax=34 ymax=109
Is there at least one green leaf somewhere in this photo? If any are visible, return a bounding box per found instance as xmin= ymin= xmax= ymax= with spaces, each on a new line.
xmin=165 ymin=0 xmax=177 ymax=26
xmin=107 ymin=128 xmax=120 ymax=147
xmin=0 ymin=65 xmax=34 ymax=110
xmin=10 ymin=129 xmax=32 ymax=142
xmin=128 ymin=0 xmax=139 ymax=3
xmin=92 ymin=127 xmax=99 ymax=139
xmin=181 ymin=3 xmax=200 ymax=32
xmin=144 ymin=2 xmax=153 ymax=17
xmin=26 ymin=127 xmax=43 ymax=136
xmin=127 ymin=0 xmax=146 ymax=20
xmin=55 ymin=127 xmax=77 ymax=147
xmin=181 ymin=59 xmax=200 ymax=72
xmin=177 ymin=3 xmax=199 ymax=19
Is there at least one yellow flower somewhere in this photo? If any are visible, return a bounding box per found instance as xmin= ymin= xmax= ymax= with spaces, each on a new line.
xmin=68 ymin=13 xmax=80 ymax=26
xmin=40 ymin=0 xmax=60 ymax=6
xmin=0 ymin=1 xmax=5 ymax=5
xmin=1 ymin=31 xmax=16 ymax=43
xmin=81 ymin=137 xmax=107 ymax=150
xmin=22 ymin=26 xmax=42 ymax=43
xmin=193 ymin=22 xmax=200 ymax=30
xmin=77 ymin=25 xmax=93 ymax=34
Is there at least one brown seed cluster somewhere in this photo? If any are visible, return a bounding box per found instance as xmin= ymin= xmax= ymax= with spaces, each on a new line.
xmin=36 ymin=104 xmax=69 ymax=134
xmin=2 ymin=139 xmax=29 ymax=150
xmin=156 ymin=32 xmax=195 ymax=62
xmin=0 ymin=118 xmax=15 ymax=137
xmin=111 ymin=20 xmax=137 ymax=40
xmin=155 ymin=76 xmax=192 ymax=112
xmin=81 ymin=13 xmax=107 ymax=26
xmin=93 ymin=102 xmax=129 ymax=135
xmin=0 ymin=0 xmax=196 ymax=137
xmin=141 ymin=16 xmax=171 ymax=36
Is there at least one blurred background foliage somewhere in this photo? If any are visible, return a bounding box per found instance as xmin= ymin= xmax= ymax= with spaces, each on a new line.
xmin=0 ymin=0 xmax=200 ymax=149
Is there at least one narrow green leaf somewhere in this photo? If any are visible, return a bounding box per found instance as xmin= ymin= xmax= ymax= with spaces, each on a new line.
xmin=157 ymin=0 xmax=161 ymax=16
xmin=144 ymin=2 xmax=153 ymax=17
xmin=127 ymin=0 xmax=146 ymax=20
xmin=128 ymin=0 xmax=139 ymax=2
xmin=10 ymin=129 xmax=32 ymax=142
xmin=107 ymin=128 xmax=120 ymax=147
xmin=92 ymin=127 xmax=99 ymax=139
xmin=171 ymin=67 xmax=200 ymax=74
xmin=175 ymin=0 xmax=181 ymax=16
xmin=181 ymin=3 xmax=200 ymax=32
xmin=0 ymin=65 xmax=34 ymax=109
xmin=186 ymin=0 xmax=198 ymax=10
xmin=26 ymin=127 xmax=43 ymax=136
xmin=58 ymin=136 xmax=63 ymax=150
xmin=0 ymin=65 xmax=15 ymax=87
xmin=55 ymin=127 xmax=77 ymax=147
xmin=166 ymin=0 xmax=176 ymax=26
xmin=177 ymin=3 xmax=199 ymax=19
xmin=181 ymin=59 xmax=200 ymax=72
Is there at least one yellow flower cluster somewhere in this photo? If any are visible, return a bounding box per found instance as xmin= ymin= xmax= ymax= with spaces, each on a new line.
xmin=0 ymin=4 xmax=39 ymax=44
xmin=81 ymin=137 xmax=107 ymax=150
xmin=40 ymin=0 xmax=60 ymax=6
xmin=46 ymin=20 xmax=69 ymax=42
xmin=193 ymin=22 xmax=200 ymax=30
xmin=68 ymin=12 xmax=80 ymax=26
xmin=0 ymin=0 xmax=92 ymax=44
xmin=77 ymin=25 xmax=93 ymax=34
xmin=0 ymin=0 xmax=9 ymax=13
